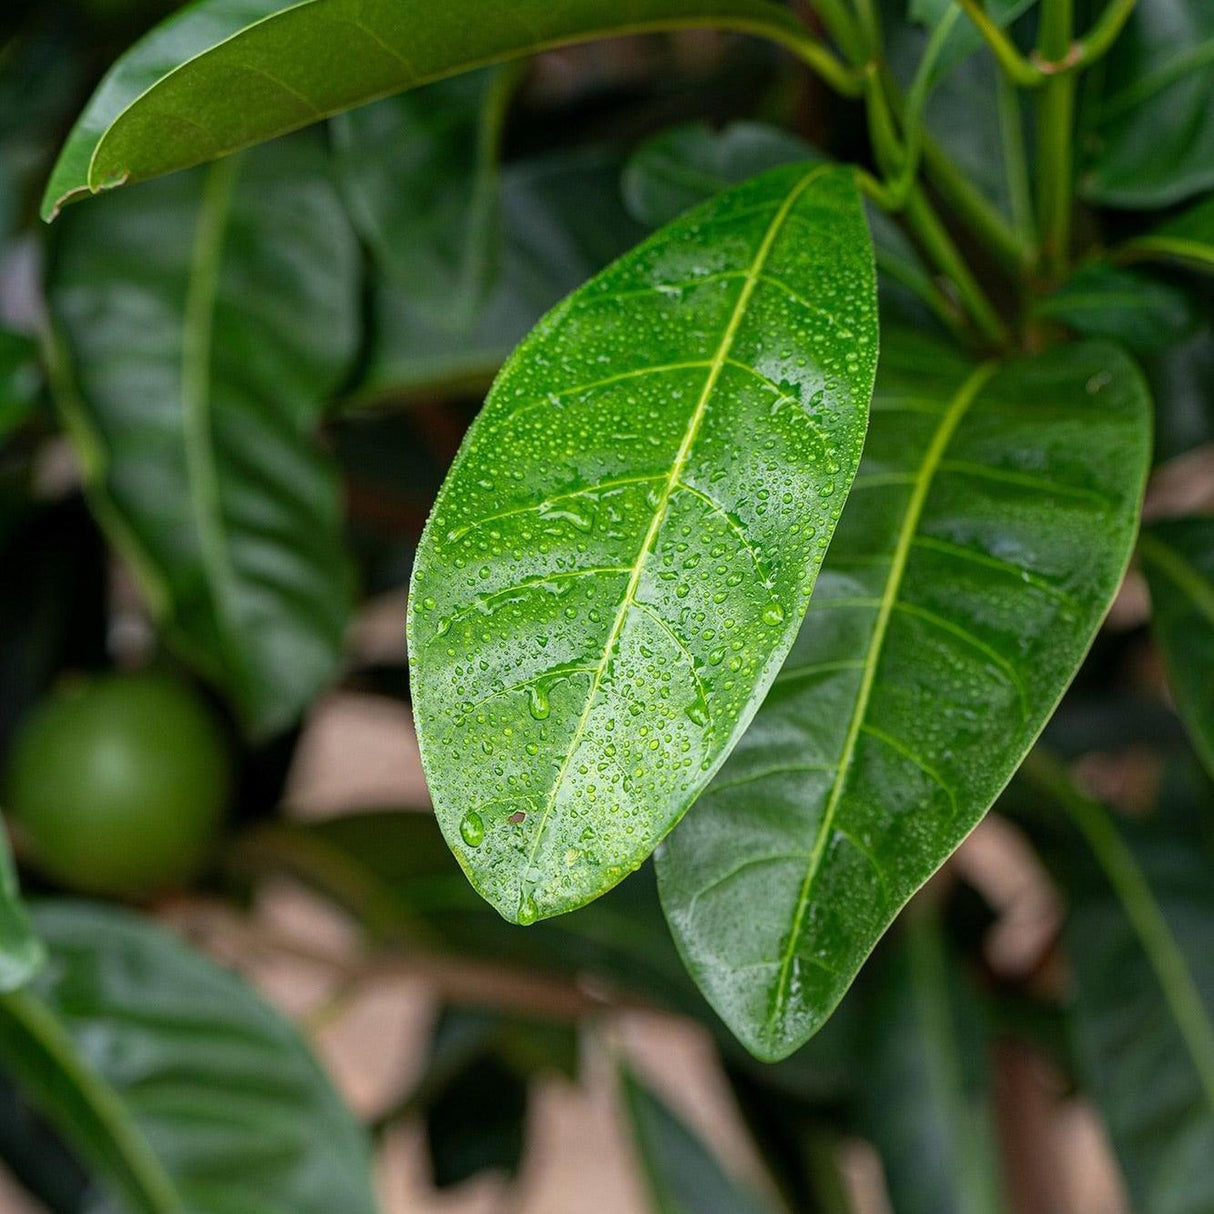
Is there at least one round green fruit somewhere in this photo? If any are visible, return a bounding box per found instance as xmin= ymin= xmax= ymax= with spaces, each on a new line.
xmin=5 ymin=673 xmax=232 ymax=898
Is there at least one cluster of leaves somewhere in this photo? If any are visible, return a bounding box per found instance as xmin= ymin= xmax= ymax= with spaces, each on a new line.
xmin=0 ymin=0 xmax=1212 ymax=1209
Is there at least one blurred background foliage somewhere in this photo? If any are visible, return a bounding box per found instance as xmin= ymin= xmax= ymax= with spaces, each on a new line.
xmin=0 ymin=0 xmax=1212 ymax=1209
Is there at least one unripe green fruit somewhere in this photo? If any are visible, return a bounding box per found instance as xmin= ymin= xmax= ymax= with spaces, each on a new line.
xmin=5 ymin=673 xmax=231 ymax=898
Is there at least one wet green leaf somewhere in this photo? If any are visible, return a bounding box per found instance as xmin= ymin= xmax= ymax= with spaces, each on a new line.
xmin=1080 ymin=0 xmax=1214 ymax=208
xmin=0 ymin=900 xmax=376 ymax=1214
xmin=658 ymin=334 xmax=1151 ymax=1060
xmin=1124 ymin=194 xmax=1214 ymax=273
xmin=47 ymin=134 xmax=359 ymax=739
xmin=858 ymin=905 xmax=1007 ymax=1214
xmin=408 ymin=163 xmax=878 ymax=925
xmin=1141 ymin=519 xmax=1214 ymax=779
xmin=621 ymin=1067 xmax=774 ymax=1214
xmin=42 ymin=0 xmax=825 ymax=220
xmin=621 ymin=121 xmax=951 ymax=330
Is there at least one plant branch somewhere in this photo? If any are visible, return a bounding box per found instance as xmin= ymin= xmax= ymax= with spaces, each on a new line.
xmin=954 ymin=0 xmax=1044 ymax=86
xmin=1035 ymin=0 xmax=1077 ymax=278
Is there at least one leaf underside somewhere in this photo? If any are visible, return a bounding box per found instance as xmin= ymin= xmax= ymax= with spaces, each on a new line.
xmin=408 ymin=163 xmax=878 ymax=925
xmin=42 ymin=0 xmax=810 ymax=219
xmin=657 ymin=334 xmax=1151 ymax=1060
xmin=48 ymin=134 xmax=357 ymax=738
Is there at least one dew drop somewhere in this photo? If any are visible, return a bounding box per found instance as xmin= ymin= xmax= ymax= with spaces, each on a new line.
xmin=459 ymin=811 xmax=484 ymax=848
xmin=762 ymin=602 xmax=785 ymax=625
xmin=528 ymin=683 xmax=551 ymax=720
xmin=517 ymin=891 xmax=538 ymax=926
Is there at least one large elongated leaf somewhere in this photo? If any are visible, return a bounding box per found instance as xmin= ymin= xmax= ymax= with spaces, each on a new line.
xmin=621 ymin=1067 xmax=774 ymax=1214
xmin=42 ymin=0 xmax=827 ymax=220
xmin=408 ymin=163 xmax=878 ymax=925
xmin=1016 ymin=758 xmax=1214 ymax=1214
xmin=1141 ymin=519 xmax=1214 ymax=779
xmin=657 ymin=334 xmax=1151 ymax=1060
xmin=1079 ymin=0 xmax=1214 ymax=208
xmin=47 ymin=134 xmax=359 ymax=739
xmin=858 ymin=905 xmax=1006 ymax=1214
xmin=354 ymin=147 xmax=646 ymax=405
xmin=0 ymin=900 xmax=376 ymax=1214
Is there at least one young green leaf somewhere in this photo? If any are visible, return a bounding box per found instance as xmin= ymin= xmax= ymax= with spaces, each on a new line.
xmin=1123 ymin=193 xmax=1214 ymax=274
xmin=658 ymin=334 xmax=1151 ymax=1060
xmin=1079 ymin=0 xmax=1214 ymax=208
xmin=47 ymin=134 xmax=358 ymax=739
xmin=353 ymin=147 xmax=646 ymax=406
xmin=1032 ymin=264 xmax=1196 ymax=357
xmin=41 ymin=0 xmax=838 ymax=220
xmin=621 ymin=1066 xmax=774 ymax=1214
xmin=408 ymin=163 xmax=878 ymax=925
xmin=1018 ymin=756 xmax=1214 ymax=1214
xmin=0 ymin=900 xmax=377 ymax=1214
xmin=1140 ymin=519 xmax=1214 ymax=779
xmin=332 ymin=67 xmax=515 ymax=331
xmin=858 ymin=904 xmax=1007 ymax=1214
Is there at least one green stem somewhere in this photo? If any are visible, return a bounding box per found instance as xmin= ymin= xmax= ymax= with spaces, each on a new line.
xmin=1074 ymin=0 xmax=1138 ymax=66
xmin=996 ymin=70 xmax=1036 ymax=249
xmin=1020 ymin=750 xmax=1214 ymax=1115
xmin=810 ymin=0 xmax=869 ymax=65
xmin=750 ymin=16 xmax=864 ymax=94
xmin=906 ymin=187 xmax=1010 ymax=346
xmin=954 ymin=0 xmax=1043 ymax=85
xmin=1035 ymin=0 xmax=1076 ymax=278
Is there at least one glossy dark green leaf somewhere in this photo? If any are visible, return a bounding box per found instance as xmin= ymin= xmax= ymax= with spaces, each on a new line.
xmin=331 ymin=68 xmax=514 ymax=330
xmin=1017 ymin=756 xmax=1214 ymax=1214
xmin=408 ymin=163 xmax=878 ymax=925
xmin=621 ymin=1067 xmax=774 ymax=1214
xmin=621 ymin=122 xmax=823 ymax=229
xmin=0 ymin=329 xmax=40 ymax=444
xmin=621 ymin=121 xmax=950 ymax=330
xmin=47 ymin=134 xmax=359 ymax=739
xmin=1141 ymin=519 xmax=1214 ymax=779
xmin=42 ymin=0 xmax=826 ymax=220
xmin=858 ymin=906 xmax=1006 ymax=1214
xmin=657 ymin=334 xmax=1152 ymax=1060
xmin=1080 ymin=0 xmax=1214 ymax=208
xmin=1124 ymin=194 xmax=1214 ymax=274
xmin=1032 ymin=264 xmax=1196 ymax=357
xmin=0 ymin=900 xmax=377 ymax=1214
xmin=353 ymin=147 xmax=645 ymax=405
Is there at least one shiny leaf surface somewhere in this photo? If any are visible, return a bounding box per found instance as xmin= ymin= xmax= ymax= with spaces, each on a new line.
xmin=658 ymin=334 xmax=1151 ymax=1059
xmin=0 ymin=900 xmax=376 ymax=1214
xmin=1141 ymin=519 xmax=1214 ymax=779
xmin=621 ymin=1067 xmax=773 ymax=1214
xmin=47 ymin=134 xmax=359 ymax=739
xmin=621 ymin=121 xmax=948 ymax=329
xmin=408 ymin=163 xmax=878 ymax=924
xmin=42 ymin=0 xmax=824 ymax=219
xmin=1080 ymin=0 xmax=1214 ymax=208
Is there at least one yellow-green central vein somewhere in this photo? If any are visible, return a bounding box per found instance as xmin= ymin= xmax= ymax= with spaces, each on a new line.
xmin=767 ymin=359 xmax=998 ymax=1039
xmin=181 ymin=155 xmax=239 ymax=650
xmin=520 ymin=163 xmax=831 ymax=907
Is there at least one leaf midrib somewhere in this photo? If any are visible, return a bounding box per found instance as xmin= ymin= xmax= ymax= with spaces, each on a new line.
xmin=520 ymin=162 xmax=830 ymax=910
xmin=766 ymin=359 xmax=998 ymax=1042
xmin=181 ymin=156 xmax=239 ymax=660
